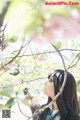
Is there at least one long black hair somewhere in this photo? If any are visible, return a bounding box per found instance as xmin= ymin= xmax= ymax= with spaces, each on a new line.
xmin=42 ymin=69 xmax=80 ymax=120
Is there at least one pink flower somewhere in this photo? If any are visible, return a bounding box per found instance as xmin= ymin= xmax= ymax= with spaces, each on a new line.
xmin=37 ymin=57 xmax=46 ymax=62
xmin=7 ymin=64 xmax=14 ymax=69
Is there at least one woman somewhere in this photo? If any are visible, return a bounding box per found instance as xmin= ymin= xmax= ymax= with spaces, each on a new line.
xmin=38 ymin=69 xmax=80 ymax=120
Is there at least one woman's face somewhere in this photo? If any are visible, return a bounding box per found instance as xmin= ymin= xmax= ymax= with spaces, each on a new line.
xmin=44 ymin=80 xmax=55 ymax=99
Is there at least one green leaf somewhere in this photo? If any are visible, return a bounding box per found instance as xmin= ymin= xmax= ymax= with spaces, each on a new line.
xmin=0 ymin=91 xmax=11 ymax=98
xmin=5 ymin=98 xmax=15 ymax=108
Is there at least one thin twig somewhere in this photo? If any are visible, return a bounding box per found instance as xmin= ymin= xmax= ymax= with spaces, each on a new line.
xmin=17 ymin=98 xmax=31 ymax=118
xmin=0 ymin=40 xmax=29 ymax=70
xmin=67 ymin=53 xmax=80 ymax=70
xmin=51 ymin=43 xmax=67 ymax=98
xmin=4 ymin=48 xmax=80 ymax=60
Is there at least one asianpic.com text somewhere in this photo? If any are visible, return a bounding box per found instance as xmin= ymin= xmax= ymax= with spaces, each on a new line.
xmin=44 ymin=1 xmax=80 ymax=6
